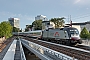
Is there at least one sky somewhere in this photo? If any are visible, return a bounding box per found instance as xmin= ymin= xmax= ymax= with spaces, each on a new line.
xmin=0 ymin=0 xmax=90 ymax=30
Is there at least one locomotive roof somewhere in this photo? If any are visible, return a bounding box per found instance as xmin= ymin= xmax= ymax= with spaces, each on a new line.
xmin=63 ymin=27 xmax=77 ymax=30
xmin=44 ymin=27 xmax=77 ymax=31
xmin=42 ymin=21 xmax=50 ymax=23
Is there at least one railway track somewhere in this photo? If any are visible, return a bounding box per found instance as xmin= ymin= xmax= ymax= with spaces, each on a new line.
xmin=72 ymin=45 xmax=90 ymax=51
xmin=0 ymin=36 xmax=15 ymax=52
xmin=23 ymin=37 xmax=90 ymax=60
xmin=22 ymin=36 xmax=90 ymax=51
xmin=39 ymin=37 xmax=90 ymax=51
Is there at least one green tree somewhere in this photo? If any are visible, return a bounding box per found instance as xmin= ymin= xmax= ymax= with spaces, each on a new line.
xmin=20 ymin=28 xmax=22 ymax=32
xmin=87 ymin=33 xmax=90 ymax=39
xmin=50 ymin=17 xmax=65 ymax=28
xmin=25 ymin=28 xmax=28 ymax=32
xmin=25 ymin=25 xmax=32 ymax=32
xmin=80 ymin=27 xmax=89 ymax=39
xmin=32 ymin=20 xmax=42 ymax=30
xmin=0 ymin=21 xmax=13 ymax=38
xmin=0 ymin=24 xmax=5 ymax=37
xmin=13 ymin=27 xmax=19 ymax=32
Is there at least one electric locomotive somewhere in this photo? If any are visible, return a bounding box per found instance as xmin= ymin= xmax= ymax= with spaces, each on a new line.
xmin=41 ymin=27 xmax=82 ymax=45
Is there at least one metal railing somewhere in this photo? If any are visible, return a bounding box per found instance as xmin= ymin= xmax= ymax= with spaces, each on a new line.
xmin=19 ymin=38 xmax=26 ymax=60
xmin=21 ymin=39 xmax=77 ymax=60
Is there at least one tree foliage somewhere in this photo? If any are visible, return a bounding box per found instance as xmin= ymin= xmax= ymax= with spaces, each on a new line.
xmin=0 ymin=21 xmax=13 ymax=38
xmin=80 ymin=27 xmax=89 ymax=39
xmin=25 ymin=25 xmax=32 ymax=32
xmin=12 ymin=27 xmax=19 ymax=32
xmin=32 ymin=20 xmax=42 ymax=30
xmin=87 ymin=33 xmax=90 ymax=39
xmin=20 ymin=28 xmax=22 ymax=32
xmin=50 ymin=17 xmax=65 ymax=28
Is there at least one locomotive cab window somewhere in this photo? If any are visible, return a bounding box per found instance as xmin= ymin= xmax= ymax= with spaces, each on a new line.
xmin=64 ymin=27 xmax=79 ymax=38
xmin=47 ymin=23 xmax=50 ymax=25
xmin=70 ymin=29 xmax=79 ymax=35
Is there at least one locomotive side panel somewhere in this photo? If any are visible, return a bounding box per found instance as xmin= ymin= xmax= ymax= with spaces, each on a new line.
xmin=42 ymin=29 xmax=69 ymax=40
xmin=42 ymin=27 xmax=82 ymax=45
xmin=48 ymin=30 xmax=69 ymax=39
xmin=42 ymin=30 xmax=48 ymax=38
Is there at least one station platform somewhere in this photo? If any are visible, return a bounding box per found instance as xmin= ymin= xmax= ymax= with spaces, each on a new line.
xmin=1 ymin=39 xmax=26 ymax=60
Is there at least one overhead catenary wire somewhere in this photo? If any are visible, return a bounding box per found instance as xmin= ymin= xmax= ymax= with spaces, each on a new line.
xmin=66 ymin=13 xmax=90 ymax=23
xmin=71 ymin=13 xmax=90 ymax=20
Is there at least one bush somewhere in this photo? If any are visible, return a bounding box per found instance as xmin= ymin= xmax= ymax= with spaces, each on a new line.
xmin=87 ymin=33 xmax=90 ymax=39
xmin=80 ymin=27 xmax=89 ymax=39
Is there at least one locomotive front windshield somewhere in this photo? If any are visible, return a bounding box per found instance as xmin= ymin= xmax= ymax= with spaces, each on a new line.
xmin=69 ymin=29 xmax=79 ymax=35
xmin=64 ymin=27 xmax=79 ymax=38
xmin=68 ymin=28 xmax=79 ymax=38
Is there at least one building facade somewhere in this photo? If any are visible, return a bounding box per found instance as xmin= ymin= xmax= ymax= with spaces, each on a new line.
xmin=8 ymin=18 xmax=20 ymax=28
xmin=42 ymin=21 xmax=55 ymax=30
xmin=66 ymin=21 xmax=90 ymax=34
xmin=35 ymin=15 xmax=48 ymax=21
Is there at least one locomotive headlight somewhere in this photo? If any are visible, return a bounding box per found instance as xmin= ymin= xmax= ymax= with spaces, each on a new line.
xmin=64 ymin=31 xmax=67 ymax=34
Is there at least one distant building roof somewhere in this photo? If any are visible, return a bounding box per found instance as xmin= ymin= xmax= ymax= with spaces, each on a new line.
xmin=66 ymin=21 xmax=90 ymax=25
xmin=37 ymin=15 xmax=46 ymax=18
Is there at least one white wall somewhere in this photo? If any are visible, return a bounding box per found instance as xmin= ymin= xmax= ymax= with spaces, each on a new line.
xmin=72 ymin=25 xmax=81 ymax=34
xmin=86 ymin=24 xmax=90 ymax=32
xmin=72 ymin=23 xmax=90 ymax=34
